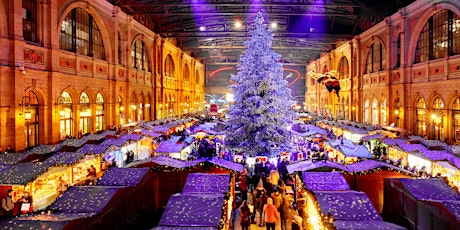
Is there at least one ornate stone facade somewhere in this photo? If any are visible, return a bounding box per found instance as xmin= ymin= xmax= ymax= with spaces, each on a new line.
xmin=0 ymin=0 xmax=205 ymax=151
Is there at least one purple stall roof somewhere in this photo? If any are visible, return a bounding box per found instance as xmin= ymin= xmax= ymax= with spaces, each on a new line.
xmin=334 ymin=220 xmax=406 ymax=230
xmin=49 ymin=186 xmax=120 ymax=213
xmin=313 ymin=190 xmax=382 ymax=221
xmin=182 ymin=173 xmax=230 ymax=194
xmin=346 ymin=159 xmax=411 ymax=173
xmin=287 ymin=161 xmax=350 ymax=174
xmin=0 ymin=153 xmax=29 ymax=165
xmin=207 ymin=157 xmax=243 ymax=173
xmin=440 ymin=200 xmax=460 ymax=223
xmin=302 ymin=171 xmax=350 ymax=191
xmin=43 ymin=152 xmax=87 ymax=165
xmin=0 ymin=162 xmax=55 ymax=185
xmin=96 ymin=167 xmax=149 ymax=187
xmin=398 ymin=178 xmax=460 ymax=201
xmin=158 ymin=193 xmax=224 ymax=228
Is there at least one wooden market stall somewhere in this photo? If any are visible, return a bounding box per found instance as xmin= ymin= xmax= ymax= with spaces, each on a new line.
xmin=0 ymin=162 xmax=70 ymax=212
xmin=306 ymin=190 xmax=405 ymax=230
xmin=345 ymin=159 xmax=413 ymax=213
xmin=154 ymin=173 xmax=232 ymax=230
xmin=383 ymin=178 xmax=460 ymax=230
xmin=43 ymin=152 xmax=102 ymax=186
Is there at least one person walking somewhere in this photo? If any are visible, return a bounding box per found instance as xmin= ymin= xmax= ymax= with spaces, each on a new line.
xmin=263 ymin=198 xmax=279 ymax=230
xmin=239 ymin=200 xmax=251 ymax=230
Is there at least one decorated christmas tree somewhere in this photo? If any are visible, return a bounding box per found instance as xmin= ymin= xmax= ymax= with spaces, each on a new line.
xmin=225 ymin=12 xmax=296 ymax=157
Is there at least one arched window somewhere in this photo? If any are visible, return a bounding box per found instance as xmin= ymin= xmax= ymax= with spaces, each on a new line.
xmin=395 ymin=33 xmax=401 ymax=69
xmin=338 ymin=57 xmax=349 ymax=79
xmin=416 ymin=97 xmax=427 ymax=136
xmin=453 ymin=98 xmax=460 ymax=143
xmin=431 ymin=97 xmax=445 ymax=140
xmin=381 ymin=99 xmax=387 ymax=125
xmin=415 ymin=10 xmax=460 ymax=63
xmin=365 ymin=41 xmax=386 ymax=73
xmin=118 ymin=32 xmax=123 ymax=65
xmin=183 ymin=63 xmax=190 ymax=82
xmin=79 ymin=92 xmax=91 ymax=135
xmin=195 ymin=70 xmax=200 ymax=85
xmin=60 ymin=8 xmax=105 ymax=60
xmin=131 ymin=40 xmax=150 ymax=72
xmin=165 ymin=55 xmax=175 ymax=78
xmin=59 ymin=91 xmax=73 ymax=139
xmin=372 ymin=99 xmax=379 ymax=125
xmin=364 ymin=99 xmax=370 ymax=123
xmin=95 ymin=93 xmax=104 ymax=132
xmin=22 ymin=0 xmax=38 ymax=43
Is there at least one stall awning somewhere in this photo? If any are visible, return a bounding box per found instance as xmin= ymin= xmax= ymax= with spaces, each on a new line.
xmin=182 ymin=173 xmax=231 ymax=194
xmin=397 ymin=178 xmax=460 ymax=201
xmin=336 ymin=145 xmax=373 ymax=158
xmin=96 ymin=167 xmax=149 ymax=187
xmin=286 ymin=160 xmax=350 ymax=174
xmin=346 ymin=159 xmax=411 ymax=173
xmin=361 ymin=133 xmax=384 ymax=141
xmin=302 ymin=171 xmax=350 ymax=191
xmin=155 ymin=136 xmax=188 ymax=153
xmin=0 ymin=162 xmax=57 ymax=185
xmin=43 ymin=152 xmax=88 ymax=166
xmin=150 ymin=156 xmax=243 ymax=173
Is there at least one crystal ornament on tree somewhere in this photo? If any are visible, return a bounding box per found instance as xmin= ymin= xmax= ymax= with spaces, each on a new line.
xmin=225 ymin=11 xmax=296 ymax=157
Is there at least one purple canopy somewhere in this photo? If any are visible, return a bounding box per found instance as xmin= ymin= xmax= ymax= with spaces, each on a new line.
xmin=151 ymin=155 xmax=205 ymax=168
xmin=96 ymin=167 xmax=149 ymax=187
xmin=43 ymin=152 xmax=87 ymax=165
xmin=302 ymin=172 xmax=350 ymax=191
xmin=0 ymin=218 xmax=70 ymax=229
xmin=207 ymin=157 xmax=243 ymax=173
xmin=287 ymin=161 xmax=350 ymax=174
xmin=336 ymin=145 xmax=373 ymax=158
xmin=0 ymin=153 xmax=28 ymax=165
xmin=49 ymin=186 xmax=120 ymax=213
xmin=440 ymin=201 xmax=460 ymax=223
xmin=346 ymin=159 xmax=411 ymax=173
xmin=0 ymin=163 xmax=12 ymax=174
xmin=398 ymin=178 xmax=460 ymax=201
xmin=0 ymin=162 xmax=54 ymax=185
xmin=155 ymin=136 xmax=188 ymax=153
xmin=361 ymin=133 xmax=384 ymax=141
xmin=77 ymin=143 xmax=113 ymax=154
xmin=140 ymin=129 xmax=161 ymax=138
xmin=119 ymin=133 xmax=143 ymax=141
xmin=334 ymin=220 xmax=406 ymax=230
xmin=151 ymin=156 xmax=242 ymax=173
xmin=313 ymin=190 xmax=382 ymax=221
xmin=396 ymin=143 xmax=427 ymax=153
xmin=382 ymin=138 xmax=406 ymax=146
xmin=182 ymin=173 xmax=230 ymax=194
xmin=416 ymin=149 xmax=453 ymax=161
xmin=158 ymin=193 xmax=224 ymax=228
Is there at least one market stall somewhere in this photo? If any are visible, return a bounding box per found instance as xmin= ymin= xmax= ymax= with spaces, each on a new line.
xmin=96 ymin=167 xmax=156 ymax=220
xmin=286 ymin=160 xmax=350 ymax=175
xmin=432 ymin=161 xmax=460 ymax=187
xmin=44 ymin=152 xmax=101 ymax=186
xmin=155 ymin=173 xmax=232 ymax=230
xmin=326 ymin=139 xmax=373 ymax=164
xmin=0 ymin=162 xmax=70 ymax=212
xmin=345 ymin=160 xmax=413 ymax=213
xmin=383 ymin=178 xmax=460 ymax=229
xmin=0 ymin=153 xmax=29 ymax=165
xmin=306 ymin=190 xmax=405 ymax=230
xmin=301 ymin=171 xmax=350 ymax=191
xmin=154 ymin=136 xmax=191 ymax=160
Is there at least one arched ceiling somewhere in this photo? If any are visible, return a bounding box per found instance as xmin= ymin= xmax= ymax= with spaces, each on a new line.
xmin=108 ymin=0 xmax=416 ymax=66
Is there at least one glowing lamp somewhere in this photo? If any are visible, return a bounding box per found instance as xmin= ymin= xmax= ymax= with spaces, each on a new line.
xmin=24 ymin=110 xmax=32 ymax=120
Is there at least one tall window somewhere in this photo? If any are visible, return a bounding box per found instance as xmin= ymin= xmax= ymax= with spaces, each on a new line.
xmin=118 ymin=95 xmax=125 ymax=125
xmin=432 ymin=97 xmax=445 ymax=140
xmin=79 ymin=92 xmax=91 ymax=135
xmin=183 ymin=64 xmax=190 ymax=82
xmin=165 ymin=55 xmax=175 ymax=78
xmin=59 ymin=91 xmax=73 ymax=139
xmin=22 ymin=0 xmax=37 ymax=43
xmin=95 ymin=93 xmax=104 ymax=132
xmin=453 ymin=98 xmax=460 ymax=143
xmin=381 ymin=99 xmax=387 ymax=125
xmin=415 ymin=10 xmax=460 ymax=63
xmin=118 ymin=32 xmax=123 ymax=65
xmin=24 ymin=90 xmax=39 ymax=148
xmin=372 ymin=99 xmax=379 ymax=125
xmin=131 ymin=40 xmax=150 ymax=72
xmin=366 ymin=41 xmax=386 ymax=73
xmin=395 ymin=34 xmax=401 ymax=69
xmin=338 ymin=57 xmax=349 ymax=79
xmin=195 ymin=70 xmax=200 ymax=85
xmin=364 ymin=99 xmax=370 ymax=123
xmin=416 ymin=97 xmax=427 ymax=136
xmin=60 ymin=8 xmax=105 ymax=60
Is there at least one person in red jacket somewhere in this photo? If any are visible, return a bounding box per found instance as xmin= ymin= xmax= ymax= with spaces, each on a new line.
xmin=263 ymin=197 xmax=279 ymax=230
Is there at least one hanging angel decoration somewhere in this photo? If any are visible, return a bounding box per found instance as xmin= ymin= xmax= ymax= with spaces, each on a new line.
xmin=307 ymin=70 xmax=341 ymax=97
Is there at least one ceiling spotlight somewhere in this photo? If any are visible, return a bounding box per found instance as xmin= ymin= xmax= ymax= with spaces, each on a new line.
xmin=270 ymin=22 xmax=277 ymax=29
xmin=234 ymin=21 xmax=242 ymax=29
xmin=199 ymin=26 xmax=206 ymax=31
